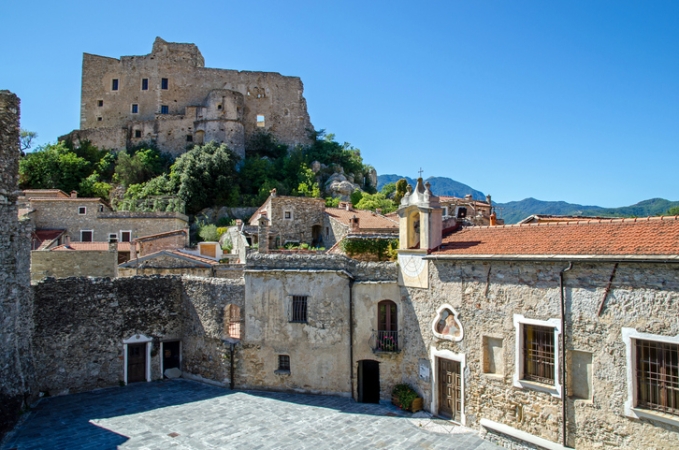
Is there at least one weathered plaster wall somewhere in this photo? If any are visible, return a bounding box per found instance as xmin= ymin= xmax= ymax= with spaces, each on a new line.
xmin=406 ymin=259 xmax=679 ymax=449
xmin=0 ymin=91 xmax=34 ymax=435
xmin=31 ymin=249 xmax=118 ymax=281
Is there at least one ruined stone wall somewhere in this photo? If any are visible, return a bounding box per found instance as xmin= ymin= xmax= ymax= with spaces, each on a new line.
xmin=0 ymin=91 xmax=34 ymax=435
xmin=404 ymin=259 xmax=679 ymax=449
xmin=72 ymin=37 xmax=312 ymax=156
xmin=29 ymin=201 xmax=187 ymax=242
xmin=138 ymin=232 xmax=187 ymax=256
xmin=31 ymin=249 xmax=118 ymax=281
xmin=323 ymin=215 xmax=349 ymax=249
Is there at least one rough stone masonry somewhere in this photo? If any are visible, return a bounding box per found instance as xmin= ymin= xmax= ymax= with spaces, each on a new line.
xmin=0 ymin=91 xmax=34 ymax=435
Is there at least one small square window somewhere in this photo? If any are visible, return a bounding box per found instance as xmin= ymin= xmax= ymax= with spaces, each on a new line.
xmin=81 ymin=230 xmax=93 ymax=242
xmin=112 ymin=79 xmax=119 ymax=91
xmin=131 ymin=104 xmax=138 ymax=114
xmin=278 ymin=355 xmax=290 ymax=372
xmin=108 ymin=233 xmax=118 ymax=242
xmin=256 ymin=114 xmax=265 ymax=127
xmin=141 ymin=78 xmax=148 ymax=90
xmin=98 ymin=100 xmax=104 ymax=107
xmin=78 ymin=206 xmax=87 ymax=215
xmin=161 ymin=78 xmax=168 ymax=90
xmin=291 ymin=295 xmax=307 ymax=323
xmin=97 ymin=117 xmax=103 ymax=122
xmin=217 ymin=104 xmax=223 ymax=110
xmin=120 ymin=231 xmax=132 ymax=242
xmin=186 ymin=135 xmax=193 ymax=142
xmin=134 ymin=130 xmax=142 ymax=138
xmin=161 ymin=105 xmax=169 ymax=114
xmin=98 ymin=204 xmax=104 ymax=212
xmin=284 ymin=211 xmax=292 ymax=220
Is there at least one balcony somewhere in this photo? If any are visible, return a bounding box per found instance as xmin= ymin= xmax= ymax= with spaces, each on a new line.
xmin=371 ymin=330 xmax=400 ymax=353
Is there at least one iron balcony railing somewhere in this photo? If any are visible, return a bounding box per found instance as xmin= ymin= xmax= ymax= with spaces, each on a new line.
xmin=372 ymin=330 xmax=400 ymax=352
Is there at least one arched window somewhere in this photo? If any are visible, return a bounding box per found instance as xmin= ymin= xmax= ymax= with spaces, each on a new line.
xmin=376 ymin=300 xmax=398 ymax=351
xmin=223 ymin=304 xmax=243 ymax=340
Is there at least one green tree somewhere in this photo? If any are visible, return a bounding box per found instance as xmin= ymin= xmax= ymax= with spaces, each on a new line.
xmin=20 ymin=129 xmax=37 ymax=153
xmin=350 ymin=189 xmax=363 ymax=206
xmin=393 ymin=178 xmax=408 ymax=205
xmin=354 ymin=192 xmax=397 ymax=213
xmin=78 ymin=173 xmax=113 ymax=199
xmin=296 ymin=163 xmax=321 ymax=198
xmin=380 ymin=182 xmax=397 ymax=198
xmin=171 ymin=141 xmax=239 ymax=214
xmin=667 ymin=206 xmax=679 ymax=216
xmin=19 ymin=142 xmax=91 ymax=193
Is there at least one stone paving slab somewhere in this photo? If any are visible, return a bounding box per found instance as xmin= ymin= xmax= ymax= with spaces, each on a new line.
xmin=2 ymin=379 xmax=500 ymax=450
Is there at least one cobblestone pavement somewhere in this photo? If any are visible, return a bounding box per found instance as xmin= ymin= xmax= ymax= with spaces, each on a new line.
xmin=2 ymin=379 xmax=500 ymax=450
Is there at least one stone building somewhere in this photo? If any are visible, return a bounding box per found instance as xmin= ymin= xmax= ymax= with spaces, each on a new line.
xmin=323 ymin=201 xmax=399 ymax=250
xmin=61 ymin=37 xmax=313 ymax=156
xmin=439 ymin=194 xmax=502 ymax=226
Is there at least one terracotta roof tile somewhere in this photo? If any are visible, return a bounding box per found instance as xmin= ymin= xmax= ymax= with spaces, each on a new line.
xmin=51 ymin=242 xmax=132 ymax=252
xmin=326 ymin=208 xmax=398 ymax=230
xmin=435 ymin=216 xmax=679 ymax=257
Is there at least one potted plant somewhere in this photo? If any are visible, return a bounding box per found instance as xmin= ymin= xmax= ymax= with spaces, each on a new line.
xmin=392 ymin=383 xmax=423 ymax=412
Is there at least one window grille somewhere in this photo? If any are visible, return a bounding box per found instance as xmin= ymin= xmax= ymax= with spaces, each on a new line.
xmin=278 ymin=355 xmax=290 ymax=372
xmin=227 ymin=305 xmax=242 ymax=340
xmin=636 ymin=340 xmax=679 ymax=415
xmin=523 ymin=324 xmax=555 ymax=384
xmin=291 ymin=296 xmax=307 ymax=323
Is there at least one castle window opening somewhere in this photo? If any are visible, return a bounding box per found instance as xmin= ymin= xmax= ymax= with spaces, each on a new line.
xmin=78 ymin=206 xmax=87 ymax=215
xmin=257 ymin=114 xmax=265 ymax=127
xmin=278 ymin=355 xmax=290 ymax=372
xmin=217 ymin=104 xmax=223 ymax=110
xmin=112 ymin=79 xmax=119 ymax=91
xmin=141 ymin=78 xmax=148 ymax=90
xmin=284 ymin=210 xmax=292 ymax=220
xmin=80 ymin=230 xmax=93 ymax=242
xmin=161 ymin=105 xmax=169 ymax=114
xmin=186 ymin=134 xmax=193 ymax=142
xmin=134 ymin=130 xmax=142 ymax=138
xmin=131 ymin=104 xmax=138 ymax=114
xmin=97 ymin=117 xmax=103 ymax=122
xmin=635 ymin=339 xmax=679 ymax=415
xmin=98 ymin=204 xmax=104 ymax=213
xmin=161 ymin=78 xmax=169 ymax=90
xmin=291 ymin=295 xmax=308 ymax=323
xmin=97 ymin=100 xmax=103 ymax=107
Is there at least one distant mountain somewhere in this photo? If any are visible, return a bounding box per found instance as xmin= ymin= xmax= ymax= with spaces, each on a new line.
xmin=377 ymin=175 xmax=486 ymax=200
xmin=377 ymin=174 xmax=679 ymax=224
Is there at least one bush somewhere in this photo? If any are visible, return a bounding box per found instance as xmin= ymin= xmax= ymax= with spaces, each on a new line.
xmin=392 ymin=384 xmax=419 ymax=410
xmin=198 ymin=223 xmax=219 ymax=242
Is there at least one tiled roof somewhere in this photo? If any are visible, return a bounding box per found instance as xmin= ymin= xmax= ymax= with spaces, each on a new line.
xmin=434 ymin=216 xmax=679 ymax=257
xmin=326 ymin=208 xmax=398 ymax=230
xmin=517 ymin=215 xmax=619 ymax=224
xmin=51 ymin=242 xmax=132 ymax=252
xmin=169 ymin=250 xmax=219 ymax=265
xmin=134 ymin=229 xmax=187 ymax=242
xmin=22 ymin=189 xmax=70 ymax=198
xmin=439 ymin=196 xmax=490 ymax=207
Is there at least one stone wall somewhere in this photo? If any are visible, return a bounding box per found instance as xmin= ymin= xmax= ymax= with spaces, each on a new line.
xmin=263 ymin=196 xmax=326 ymax=247
xmin=137 ymin=231 xmax=187 ymax=256
xmin=403 ymin=259 xmax=679 ymax=449
xmin=67 ymin=37 xmax=312 ymax=156
xmin=0 ymin=91 xmax=34 ymax=434
xmin=31 ymin=249 xmax=118 ymax=281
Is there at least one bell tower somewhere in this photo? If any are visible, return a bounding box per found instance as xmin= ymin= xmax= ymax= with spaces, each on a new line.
xmin=397 ymin=178 xmax=442 ymax=251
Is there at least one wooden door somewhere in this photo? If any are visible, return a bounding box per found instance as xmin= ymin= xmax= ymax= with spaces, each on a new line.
xmin=127 ymin=343 xmax=146 ymax=383
xmin=438 ymin=358 xmax=461 ymax=421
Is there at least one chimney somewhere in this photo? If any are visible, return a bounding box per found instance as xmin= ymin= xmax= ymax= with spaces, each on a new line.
xmin=63 ymin=235 xmax=71 ymax=247
xmin=490 ymin=212 xmax=497 ymax=226
xmin=70 ymin=190 xmax=78 ymax=198
xmin=258 ymin=212 xmax=269 ymax=253
xmin=350 ymin=215 xmax=360 ymax=232
xmin=130 ymin=240 xmax=137 ymax=260
xmin=465 ymin=194 xmax=472 ymax=201
xmin=346 ymin=202 xmax=352 ymax=211
xmin=375 ymin=208 xmax=382 ymax=215
xmin=486 ymin=194 xmax=492 ymax=205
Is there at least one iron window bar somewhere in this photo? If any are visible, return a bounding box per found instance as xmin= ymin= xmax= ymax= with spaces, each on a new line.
xmin=290 ymin=295 xmax=308 ymax=323
xmin=523 ymin=324 xmax=555 ymax=385
xmin=636 ymin=339 xmax=679 ymax=416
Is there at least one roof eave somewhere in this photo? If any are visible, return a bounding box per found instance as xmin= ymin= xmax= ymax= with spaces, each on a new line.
xmin=424 ymin=254 xmax=679 ymax=263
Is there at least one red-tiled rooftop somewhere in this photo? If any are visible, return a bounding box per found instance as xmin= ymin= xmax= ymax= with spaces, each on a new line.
xmin=434 ymin=216 xmax=679 ymax=257
xmin=51 ymin=242 xmax=132 ymax=252
xmin=326 ymin=208 xmax=398 ymax=230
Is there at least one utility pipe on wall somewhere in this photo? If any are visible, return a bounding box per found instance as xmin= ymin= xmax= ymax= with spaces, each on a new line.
xmin=559 ymin=262 xmax=573 ymax=448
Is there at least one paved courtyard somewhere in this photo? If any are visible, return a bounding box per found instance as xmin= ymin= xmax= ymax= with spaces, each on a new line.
xmin=2 ymin=379 xmax=500 ymax=450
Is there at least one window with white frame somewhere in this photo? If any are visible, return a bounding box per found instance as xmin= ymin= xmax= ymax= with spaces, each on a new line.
xmin=120 ymin=230 xmax=132 ymax=242
xmin=81 ymin=230 xmax=93 ymax=242
xmin=108 ymin=233 xmax=118 ymax=242
xmin=623 ymin=328 xmax=679 ymax=424
xmin=78 ymin=206 xmax=87 ymax=215
xmin=513 ymin=314 xmax=562 ymax=397
xmin=284 ymin=210 xmax=293 ymax=220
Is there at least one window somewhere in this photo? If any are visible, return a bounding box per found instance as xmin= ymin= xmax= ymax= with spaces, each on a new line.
xmin=257 ymin=114 xmax=265 ymax=127
xmin=457 ymin=207 xmax=467 ymax=219
xmin=635 ymin=340 xmax=679 ymax=415
xmin=98 ymin=100 xmax=103 ymax=107
xmin=278 ymin=355 xmax=290 ymax=372
xmin=523 ymin=325 xmax=555 ymax=384
xmin=186 ymin=134 xmax=193 ymax=142
xmin=98 ymin=204 xmax=104 ymax=213
xmin=291 ymin=295 xmax=307 ymax=323
xmin=108 ymin=233 xmax=118 ymax=242
xmin=442 ymin=207 xmax=449 ymax=216
xmin=112 ymin=79 xmax=119 ymax=91
xmin=483 ymin=336 xmax=504 ymax=375
xmin=513 ymin=315 xmax=561 ymax=396
xmin=134 ymin=129 xmax=142 ymax=138
xmin=131 ymin=104 xmax=138 ymax=114
xmin=141 ymin=78 xmax=148 ymax=90
xmin=224 ymin=305 xmax=243 ymax=340
xmin=120 ymin=231 xmax=132 ymax=242
xmin=217 ymin=104 xmax=223 ymax=110
xmin=161 ymin=78 xmax=168 ymax=90
xmin=78 ymin=206 xmax=87 ymax=215
xmin=160 ymin=105 xmax=169 ymax=114
xmin=376 ymin=300 xmax=398 ymax=351
xmin=81 ymin=230 xmax=93 ymax=242
xmin=284 ymin=211 xmax=292 ymax=220
xmin=97 ymin=117 xmax=103 ymax=122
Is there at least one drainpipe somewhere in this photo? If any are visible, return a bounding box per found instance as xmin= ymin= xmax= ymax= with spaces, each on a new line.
xmin=559 ymin=262 xmax=573 ymax=448
xmin=229 ymin=341 xmax=236 ymax=390
xmin=349 ymin=278 xmax=355 ymax=400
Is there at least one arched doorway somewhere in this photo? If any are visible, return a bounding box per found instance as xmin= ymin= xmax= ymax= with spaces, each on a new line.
xmin=357 ymin=360 xmax=380 ymax=403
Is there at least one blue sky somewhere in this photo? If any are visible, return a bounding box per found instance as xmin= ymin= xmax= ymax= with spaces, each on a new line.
xmin=2 ymin=1 xmax=677 ymax=206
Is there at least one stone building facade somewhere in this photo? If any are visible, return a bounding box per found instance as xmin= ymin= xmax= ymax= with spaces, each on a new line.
xmin=31 ymin=244 xmax=119 ymax=282
xmin=249 ymin=193 xmax=326 ymax=248
xmin=62 ymin=37 xmax=313 ymax=156
xmin=0 ymin=91 xmax=34 ymax=434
